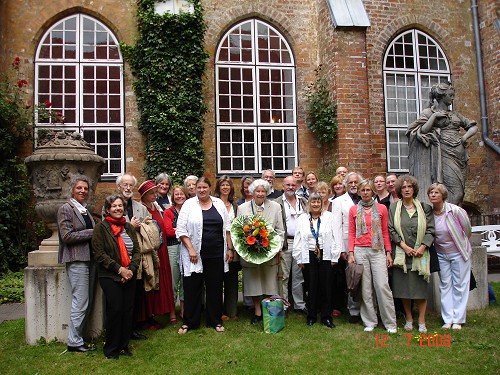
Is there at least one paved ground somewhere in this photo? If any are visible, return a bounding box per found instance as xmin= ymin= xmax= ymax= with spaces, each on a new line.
xmin=1 ymin=274 xmax=499 ymax=324
xmin=0 ymin=303 xmax=24 ymax=323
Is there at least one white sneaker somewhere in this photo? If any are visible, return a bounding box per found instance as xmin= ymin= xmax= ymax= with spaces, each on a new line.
xmin=364 ymin=326 xmax=375 ymax=332
xmin=387 ymin=328 xmax=397 ymax=334
xmin=452 ymin=323 xmax=462 ymax=330
xmin=418 ymin=323 xmax=427 ymax=333
xmin=442 ymin=323 xmax=452 ymax=329
xmin=404 ymin=321 xmax=413 ymax=331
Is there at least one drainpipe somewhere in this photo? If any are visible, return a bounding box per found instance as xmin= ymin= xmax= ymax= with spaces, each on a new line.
xmin=471 ymin=0 xmax=500 ymax=154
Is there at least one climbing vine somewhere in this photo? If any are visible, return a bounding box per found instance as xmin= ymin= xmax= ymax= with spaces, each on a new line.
xmin=122 ymin=0 xmax=208 ymax=183
xmin=304 ymin=65 xmax=338 ymax=145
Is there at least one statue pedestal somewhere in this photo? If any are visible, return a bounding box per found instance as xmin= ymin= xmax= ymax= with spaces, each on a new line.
xmin=427 ymin=235 xmax=488 ymax=314
xmin=24 ymin=248 xmax=104 ymax=345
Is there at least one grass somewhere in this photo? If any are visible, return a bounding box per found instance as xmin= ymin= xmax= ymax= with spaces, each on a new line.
xmin=0 ymin=284 xmax=498 ymax=374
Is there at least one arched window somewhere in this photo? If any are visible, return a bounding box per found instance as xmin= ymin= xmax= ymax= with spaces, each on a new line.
xmin=215 ymin=19 xmax=297 ymax=174
xmin=35 ymin=14 xmax=124 ymax=177
xmin=383 ymin=29 xmax=450 ymax=172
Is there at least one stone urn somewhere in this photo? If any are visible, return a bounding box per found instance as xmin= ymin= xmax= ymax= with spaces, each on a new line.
xmin=24 ymin=130 xmax=105 ymax=264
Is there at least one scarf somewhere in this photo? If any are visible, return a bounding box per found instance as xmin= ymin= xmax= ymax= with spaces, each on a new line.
xmin=70 ymin=198 xmax=87 ymax=214
xmin=392 ymin=199 xmax=430 ymax=282
xmin=355 ymin=199 xmax=384 ymax=250
xmin=105 ymin=215 xmax=130 ymax=267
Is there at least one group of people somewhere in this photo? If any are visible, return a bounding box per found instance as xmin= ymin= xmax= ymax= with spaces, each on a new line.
xmin=56 ymin=165 xmax=474 ymax=359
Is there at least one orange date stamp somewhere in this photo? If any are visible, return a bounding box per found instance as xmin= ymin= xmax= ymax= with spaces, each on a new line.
xmin=375 ymin=333 xmax=452 ymax=347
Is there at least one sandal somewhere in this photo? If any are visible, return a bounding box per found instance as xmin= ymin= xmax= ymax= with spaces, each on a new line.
xmin=404 ymin=321 xmax=413 ymax=331
xmin=170 ymin=317 xmax=177 ymax=325
xmin=178 ymin=325 xmax=189 ymax=335
xmin=215 ymin=324 xmax=225 ymax=333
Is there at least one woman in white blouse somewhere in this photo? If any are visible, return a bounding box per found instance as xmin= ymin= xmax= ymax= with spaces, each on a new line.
xmin=176 ymin=177 xmax=234 ymax=334
xmin=293 ymin=192 xmax=340 ymax=328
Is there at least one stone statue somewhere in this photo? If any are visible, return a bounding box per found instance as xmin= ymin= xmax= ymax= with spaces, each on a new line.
xmin=406 ymin=82 xmax=478 ymax=205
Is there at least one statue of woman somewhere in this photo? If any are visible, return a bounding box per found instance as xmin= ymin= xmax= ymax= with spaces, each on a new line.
xmin=406 ymin=82 xmax=478 ymax=205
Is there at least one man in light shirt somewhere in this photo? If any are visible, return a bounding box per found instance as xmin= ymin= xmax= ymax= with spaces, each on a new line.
xmin=277 ymin=176 xmax=308 ymax=313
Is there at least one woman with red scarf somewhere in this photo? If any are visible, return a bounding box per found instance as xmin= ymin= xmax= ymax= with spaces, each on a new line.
xmin=92 ymin=194 xmax=140 ymax=359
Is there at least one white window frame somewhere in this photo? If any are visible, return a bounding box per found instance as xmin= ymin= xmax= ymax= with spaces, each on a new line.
xmin=215 ymin=19 xmax=297 ymax=174
xmin=383 ymin=29 xmax=450 ymax=172
xmin=34 ymin=14 xmax=125 ymax=178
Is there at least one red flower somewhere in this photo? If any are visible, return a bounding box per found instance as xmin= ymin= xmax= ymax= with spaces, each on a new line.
xmin=44 ymin=100 xmax=52 ymax=108
xmin=259 ymin=228 xmax=269 ymax=238
xmin=17 ymin=79 xmax=28 ymax=88
xmin=246 ymin=236 xmax=256 ymax=245
xmin=261 ymin=238 xmax=269 ymax=248
xmin=12 ymin=57 xmax=21 ymax=67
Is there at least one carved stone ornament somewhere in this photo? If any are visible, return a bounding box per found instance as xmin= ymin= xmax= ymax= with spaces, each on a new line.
xmin=25 ymin=130 xmax=105 ymax=247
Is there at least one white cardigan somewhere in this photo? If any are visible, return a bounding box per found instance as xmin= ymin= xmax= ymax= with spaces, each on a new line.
xmin=292 ymin=210 xmax=340 ymax=264
xmin=176 ymin=196 xmax=230 ymax=276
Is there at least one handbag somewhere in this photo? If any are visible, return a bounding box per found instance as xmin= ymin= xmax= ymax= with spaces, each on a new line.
xmin=429 ymin=243 xmax=440 ymax=273
xmin=261 ymin=295 xmax=290 ymax=334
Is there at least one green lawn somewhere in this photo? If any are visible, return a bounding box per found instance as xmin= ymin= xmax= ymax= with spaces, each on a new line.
xmin=0 ymin=284 xmax=498 ymax=375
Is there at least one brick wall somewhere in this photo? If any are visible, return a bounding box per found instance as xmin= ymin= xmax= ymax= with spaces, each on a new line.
xmin=1 ymin=0 xmax=497 ymax=213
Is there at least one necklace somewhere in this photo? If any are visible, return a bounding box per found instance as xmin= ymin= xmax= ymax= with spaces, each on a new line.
xmin=403 ymin=202 xmax=414 ymax=210
xmin=434 ymin=206 xmax=445 ymax=215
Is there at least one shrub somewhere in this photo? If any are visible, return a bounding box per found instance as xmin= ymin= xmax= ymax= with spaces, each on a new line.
xmin=0 ymin=271 xmax=24 ymax=304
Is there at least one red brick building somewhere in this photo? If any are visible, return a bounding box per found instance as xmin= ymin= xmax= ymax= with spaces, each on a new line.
xmin=0 ymin=0 xmax=498 ymax=215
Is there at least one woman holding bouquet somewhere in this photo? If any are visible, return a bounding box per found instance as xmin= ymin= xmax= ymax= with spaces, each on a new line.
xmin=293 ymin=192 xmax=340 ymax=328
xmin=176 ymin=177 xmax=234 ymax=333
xmin=236 ymin=179 xmax=285 ymax=324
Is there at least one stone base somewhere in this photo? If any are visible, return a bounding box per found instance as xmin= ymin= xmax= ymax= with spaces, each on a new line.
xmin=24 ymin=253 xmax=104 ymax=345
xmin=427 ymin=245 xmax=488 ymax=313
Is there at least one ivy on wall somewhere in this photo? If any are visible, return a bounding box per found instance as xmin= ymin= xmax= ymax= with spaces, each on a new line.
xmin=304 ymin=65 xmax=338 ymax=179
xmin=122 ymin=0 xmax=208 ymax=183
xmin=304 ymin=65 xmax=338 ymax=144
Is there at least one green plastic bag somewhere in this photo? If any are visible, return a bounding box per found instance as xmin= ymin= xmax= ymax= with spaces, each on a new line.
xmin=262 ymin=295 xmax=289 ymax=334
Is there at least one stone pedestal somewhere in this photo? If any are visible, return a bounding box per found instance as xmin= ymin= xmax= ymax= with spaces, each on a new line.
xmin=24 ymin=262 xmax=104 ymax=344
xmin=427 ymin=233 xmax=488 ymax=313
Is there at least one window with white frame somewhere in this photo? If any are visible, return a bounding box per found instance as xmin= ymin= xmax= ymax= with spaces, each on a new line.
xmin=35 ymin=14 xmax=124 ymax=177
xmin=215 ymin=19 xmax=297 ymax=174
xmin=383 ymin=29 xmax=450 ymax=172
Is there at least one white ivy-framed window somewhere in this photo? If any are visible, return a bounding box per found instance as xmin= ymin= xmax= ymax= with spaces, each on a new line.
xmin=215 ymin=19 xmax=297 ymax=174
xmin=34 ymin=14 xmax=124 ymax=177
xmin=383 ymin=29 xmax=450 ymax=172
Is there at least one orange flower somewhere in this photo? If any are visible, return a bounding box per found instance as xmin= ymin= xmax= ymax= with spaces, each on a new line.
xmin=254 ymin=220 xmax=261 ymax=226
xmin=259 ymin=228 xmax=268 ymax=237
xmin=262 ymin=238 xmax=269 ymax=247
xmin=246 ymin=236 xmax=256 ymax=245
xmin=243 ymin=225 xmax=250 ymax=232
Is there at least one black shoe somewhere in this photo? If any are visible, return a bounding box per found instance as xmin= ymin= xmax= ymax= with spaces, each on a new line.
xmin=106 ymin=355 xmax=119 ymax=360
xmin=130 ymin=331 xmax=147 ymax=340
xmin=67 ymin=345 xmax=89 ymax=353
xmin=307 ymin=318 xmax=316 ymax=326
xmin=120 ymin=349 xmax=133 ymax=357
xmin=349 ymin=315 xmax=361 ymax=324
xmin=251 ymin=314 xmax=263 ymax=324
xmin=322 ymin=318 xmax=336 ymax=328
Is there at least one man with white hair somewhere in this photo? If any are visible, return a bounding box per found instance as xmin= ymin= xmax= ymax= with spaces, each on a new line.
xmin=115 ymin=173 xmax=149 ymax=340
xmin=331 ymin=171 xmax=363 ymax=323
xmin=262 ymin=169 xmax=283 ymax=199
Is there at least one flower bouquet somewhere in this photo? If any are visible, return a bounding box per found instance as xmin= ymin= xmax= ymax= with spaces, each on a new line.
xmin=231 ymin=214 xmax=282 ymax=264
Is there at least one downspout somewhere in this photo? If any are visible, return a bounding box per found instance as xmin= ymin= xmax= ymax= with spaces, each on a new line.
xmin=471 ymin=0 xmax=500 ymax=154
